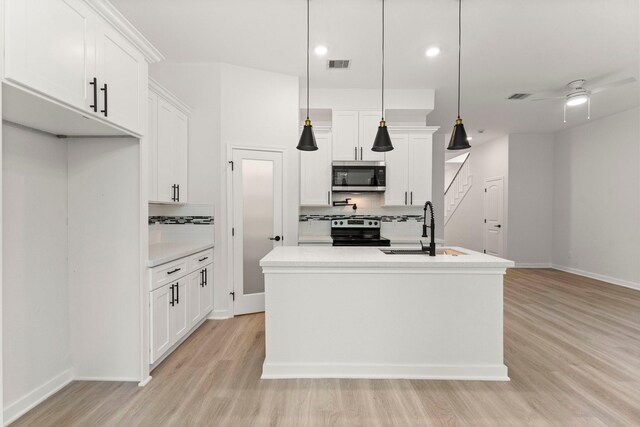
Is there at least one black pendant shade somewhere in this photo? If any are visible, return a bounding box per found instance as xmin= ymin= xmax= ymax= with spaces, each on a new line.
xmin=372 ymin=120 xmax=393 ymax=152
xmin=297 ymin=119 xmax=318 ymax=151
xmin=447 ymin=117 xmax=471 ymax=150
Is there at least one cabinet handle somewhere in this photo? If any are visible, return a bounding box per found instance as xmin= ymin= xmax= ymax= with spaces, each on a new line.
xmin=167 ymin=268 xmax=181 ymax=275
xmin=405 ymin=192 xmax=407 ymax=205
xmin=205 ymin=268 xmax=208 ymax=286
xmin=327 ymin=191 xmax=330 ymax=205
xmin=89 ymin=78 xmax=97 ymax=112
xmin=198 ymin=256 xmax=208 ymax=262
xmin=170 ymin=285 xmax=175 ymax=306
xmin=354 ymin=147 xmax=357 ymax=160
xmin=171 ymin=184 xmax=176 ymax=202
xmin=410 ymin=191 xmax=413 ymax=205
xmin=177 ymin=184 xmax=180 ymax=202
xmin=100 ymin=83 xmax=108 ymax=117
xmin=200 ymin=270 xmax=204 ymax=287
xmin=360 ymin=147 xmax=363 ymax=160
xmin=176 ymin=282 xmax=179 ymax=304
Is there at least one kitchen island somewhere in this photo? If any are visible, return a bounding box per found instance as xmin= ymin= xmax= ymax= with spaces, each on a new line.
xmin=259 ymin=246 xmax=514 ymax=381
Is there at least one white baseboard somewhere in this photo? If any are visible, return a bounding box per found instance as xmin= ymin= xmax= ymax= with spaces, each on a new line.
xmin=209 ymin=309 xmax=231 ymax=320
xmin=514 ymin=263 xmax=553 ymax=268
xmin=138 ymin=376 xmax=152 ymax=387
xmin=4 ymin=368 xmax=73 ymax=426
xmin=552 ymin=264 xmax=640 ymax=291
xmin=262 ymin=362 xmax=509 ymax=381
xmin=73 ymin=376 xmax=140 ymax=382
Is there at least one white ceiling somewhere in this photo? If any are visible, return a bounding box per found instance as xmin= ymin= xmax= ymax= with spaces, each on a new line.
xmin=112 ymin=0 xmax=639 ymax=144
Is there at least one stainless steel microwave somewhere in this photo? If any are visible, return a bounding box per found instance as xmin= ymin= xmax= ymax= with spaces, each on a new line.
xmin=332 ymin=161 xmax=386 ymax=192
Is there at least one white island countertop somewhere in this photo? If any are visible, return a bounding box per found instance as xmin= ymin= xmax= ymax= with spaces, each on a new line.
xmin=261 ymin=246 xmax=514 ymax=269
xmin=148 ymin=241 xmax=214 ymax=267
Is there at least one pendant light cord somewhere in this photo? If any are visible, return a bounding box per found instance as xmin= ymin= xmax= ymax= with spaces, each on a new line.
xmin=457 ymin=0 xmax=461 ymax=119
xmin=306 ymin=0 xmax=310 ymax=121
xmin=381 ymin=0 xmax=385 ymax=121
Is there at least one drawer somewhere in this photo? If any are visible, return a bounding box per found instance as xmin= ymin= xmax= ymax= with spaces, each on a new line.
xmin=187 ymin=249 xmax=213 ymax=272
xmin=150 ymin=258 xmax=188 ymax=291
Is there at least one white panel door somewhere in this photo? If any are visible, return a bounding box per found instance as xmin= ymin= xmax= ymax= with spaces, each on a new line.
xmin=4 ymin=0 xmax=96 ymax=111
xmin=187 ymin=271 xmax=202 ymax=329
xmin=359 ymin=111 xmax=386 ymax=161
xmin=408 ymin=134 xmax=433 ymax=206
xmin=232 ymin=149 xmax=283 ymax=315
xmin=148 ymin=91 xmax=159 ymax=201
xmin=484 ymin=177 xmax=504 ymax=257
xmin=96 ymin=23 xmax=145 ymax=134
xmin=171 ymin=280 xmax=189 ymax=342
xmin=200 ymin=264 xmax=213 ymax=317
xmin=332 ymin=111 xmax=359 ymax=160
xmin=300 ymin=131 xmax=332 ymax=206
xmin=156 ymin=98 xmax=176 ymax=202
xmin=173 ymin=109 xmax=189 ymax=203
xmin=384 ymin=134 xmax=409 ymax=206
xmin=150 ymin=285 xmax=171 ymax=363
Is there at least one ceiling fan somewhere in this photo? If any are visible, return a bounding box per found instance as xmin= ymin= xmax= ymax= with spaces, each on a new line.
xmin=528 ymin=76 xmax=637 ymax=122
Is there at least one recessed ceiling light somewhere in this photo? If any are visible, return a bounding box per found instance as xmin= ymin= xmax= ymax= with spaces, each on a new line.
xmin=314 ymin=45 xmax=328 ymax=56
xmin=425 ymin=46 xmax=440 ymax=57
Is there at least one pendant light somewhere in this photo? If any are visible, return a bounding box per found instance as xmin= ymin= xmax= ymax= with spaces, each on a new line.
xmin=447 ymin=0 xmax=471 ymax=150
xmin=371 ymin=0 xmax=394 ymax=152
xmin=297 ymin=0 xmax=318 ymax=151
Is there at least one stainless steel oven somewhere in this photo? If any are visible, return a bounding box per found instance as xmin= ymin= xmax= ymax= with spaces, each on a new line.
xmin=332 ymin=161 xmax=386 ymax=192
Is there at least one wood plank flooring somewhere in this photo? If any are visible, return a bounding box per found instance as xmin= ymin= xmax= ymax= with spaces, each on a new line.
xmin=11 ymin=269 xmax=640 ymax=426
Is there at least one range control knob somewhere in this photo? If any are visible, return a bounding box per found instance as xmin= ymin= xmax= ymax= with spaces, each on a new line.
xmin=340 ymin=221 xmax=344 ymax=225
xmin=374 ymin=221 xmax=378 ymax=226
xmin=368 ymin=221 xmax=373 ymax=226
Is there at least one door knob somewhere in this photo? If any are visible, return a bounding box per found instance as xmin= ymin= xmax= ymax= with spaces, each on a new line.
xmin=495 ymin=224 xmax=502 ymax=228
xmin=268 ymin=236 xmax=281 ymax=241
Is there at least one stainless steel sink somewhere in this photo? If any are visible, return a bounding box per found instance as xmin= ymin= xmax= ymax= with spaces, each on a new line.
xmin=380 ymin=249 xmax=465 ymax=256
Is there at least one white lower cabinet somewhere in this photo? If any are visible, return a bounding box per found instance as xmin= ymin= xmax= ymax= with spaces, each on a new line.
xmin=150 ymin=249 xmax=213 ymax=364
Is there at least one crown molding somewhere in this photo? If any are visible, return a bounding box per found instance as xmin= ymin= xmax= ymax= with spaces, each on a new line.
xmin=149 ymin=78 xmax=192 ymax=114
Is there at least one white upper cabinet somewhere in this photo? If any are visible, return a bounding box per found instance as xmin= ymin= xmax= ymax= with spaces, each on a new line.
xmin=300 ymin=131 xmax=332 ymax=206
xmin=3 ymin=0 xmax=162 ymax=136
xmin=4 ymin=0 xmax=96 ymax=111
xmin=95 ymin=23 xmax=146 ymax=134
xmin=149 ymin=80 xmax=190 ymax=204
xmin=332 ymin=111 xmax=385 ymax=161
xmin=384 ymin=132 xmax=433 ymax=206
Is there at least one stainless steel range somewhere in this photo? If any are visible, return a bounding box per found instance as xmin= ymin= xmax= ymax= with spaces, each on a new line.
xmin=330 ymin=218 xmax=390 ymax=247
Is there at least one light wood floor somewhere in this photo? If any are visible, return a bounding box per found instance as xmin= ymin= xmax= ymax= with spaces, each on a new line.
xmin=12 ymin=269 xmax=640 ymax=426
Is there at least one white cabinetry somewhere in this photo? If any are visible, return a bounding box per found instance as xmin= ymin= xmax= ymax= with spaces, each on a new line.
xmin=149 ymin=79 xmax=190 ymax=203
xmin=384 ymin=133 xmax=433 ymax=206
xmin=332 ymin=111 xmax=385 ymax=161
xmin=300 ymin=131 xmax=332 ymax=206
xmin=149 ymin=249 xmax=213 ymax=364
xmin=4 ymin=0 xmax=149 ymax=135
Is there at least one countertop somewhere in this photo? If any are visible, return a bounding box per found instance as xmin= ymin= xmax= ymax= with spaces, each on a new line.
xmin=260 ymin=246 xmax=514 ymax=269
xmin=148 ymin=241 xmax=214 ymax=267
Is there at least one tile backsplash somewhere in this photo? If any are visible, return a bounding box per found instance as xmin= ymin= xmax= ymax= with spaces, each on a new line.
xmin=149 ymin=204 xmax=214 ymax=245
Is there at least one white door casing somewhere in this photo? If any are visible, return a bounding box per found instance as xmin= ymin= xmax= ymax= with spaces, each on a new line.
xmin=231 ymin=149 xmax=284 ymax=315
xmin=484 ymin=177 xmax=504 ymax=257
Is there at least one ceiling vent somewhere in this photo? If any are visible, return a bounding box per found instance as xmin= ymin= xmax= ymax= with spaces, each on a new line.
xmin=507 ymin=93 xmax=532 ymax=100
xmin=328 ymin=60 xmax=350 ymax=69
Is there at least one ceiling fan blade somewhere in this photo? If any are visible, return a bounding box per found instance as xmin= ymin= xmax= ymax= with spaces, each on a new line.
xmin=589 ymin=77 xmax=636 ymax=94
xmin=529 ymin=96 xmax=565 ymax=101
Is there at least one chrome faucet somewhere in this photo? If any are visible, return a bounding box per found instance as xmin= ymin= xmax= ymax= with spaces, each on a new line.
xmin=421 ymin=201 xmax=436 ymax=256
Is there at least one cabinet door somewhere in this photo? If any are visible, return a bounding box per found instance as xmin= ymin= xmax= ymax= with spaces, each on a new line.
xmin=148 ymin=91 xmax=159 ymax=201
xmin=150 ymin=285 xmax=172 ymax=363
xmin=300 ymin=132 xmax=332 ymax=206
xmin=4 ymin=0 xmax=96 ymax=111
xmin=200 ymin=264 xmax=213 ymax=316
xmin=359 ymin=111 xmax=385 ymax=161
xmin=156 ymin=98 xmax=176 ymax=202
xmin=332 ymin=111 xmax=359 ymax=161
xmin=408 ymin=134 xmax=433 ymax=206
xmin=384 ymin=134 xmax=409 ymax=206
xmin=171 ymin=280 xmax=189 ymax=342
xmin=95 ymin=23 xmax=145 ymax=134
xmin=173 ymin=109 xmax=189 ymax=203
xmin=187 ymin=271 xmax=201 ymax=329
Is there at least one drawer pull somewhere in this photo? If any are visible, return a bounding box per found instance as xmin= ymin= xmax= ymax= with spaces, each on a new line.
xmin=167 ymin=268 xmax=181 ymax=275
xmin=198 ymin=256 xmax=209 ymax=262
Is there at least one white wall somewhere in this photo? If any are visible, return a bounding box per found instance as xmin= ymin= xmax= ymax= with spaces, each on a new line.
xmin=507 ymin=134 xmax=554 ymax=266
xmin=553 ymin=108 xmax=640 ymax=288
xmin=2 ymin=124 xmax=71 ymax=419
xmin=445 ymin=136 xmax=509 ymax=253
